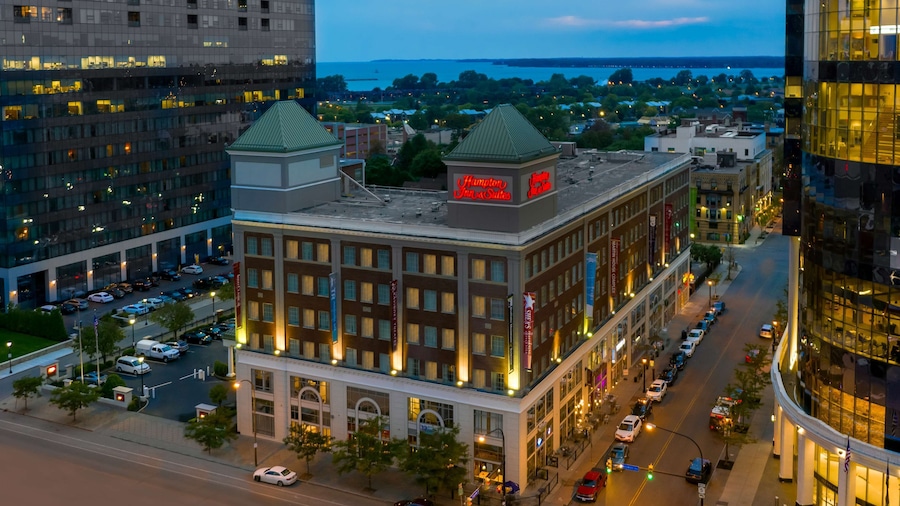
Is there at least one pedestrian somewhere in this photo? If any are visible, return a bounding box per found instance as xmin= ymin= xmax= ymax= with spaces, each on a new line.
xmin=772 ymin=338 xmax=777 ymax=353
xmin=681 ymin=329 xmax=688 ymax=340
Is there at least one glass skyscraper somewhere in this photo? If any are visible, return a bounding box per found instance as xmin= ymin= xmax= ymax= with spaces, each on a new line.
xmin=0 ymin=0 xmax=315 ymax=307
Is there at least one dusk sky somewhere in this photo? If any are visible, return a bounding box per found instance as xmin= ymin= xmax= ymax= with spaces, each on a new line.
xmin=316 ymin=0 xmax=786 ymax=62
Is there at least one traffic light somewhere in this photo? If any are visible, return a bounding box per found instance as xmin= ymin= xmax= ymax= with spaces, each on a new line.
xmin=647 ymin=464 xmax=654 ymax=480
xmin=606 ymin=458 xmax=612 ymax=474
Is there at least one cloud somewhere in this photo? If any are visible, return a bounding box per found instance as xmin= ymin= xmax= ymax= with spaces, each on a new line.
xmin=545 ymin=15 xmax=709 ymax=30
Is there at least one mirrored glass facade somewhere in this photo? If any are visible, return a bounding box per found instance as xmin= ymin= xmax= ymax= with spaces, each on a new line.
xmin=0 ymin=0 xmax=315 ymax=305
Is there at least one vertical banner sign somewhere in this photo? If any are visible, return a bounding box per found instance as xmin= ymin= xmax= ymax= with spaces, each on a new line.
xmin=508 ymin=295 xmax=514 ymax=374
xmin=390 ymin=280 xmax=399 ymax=352
xmin=233 ymin=262 xmax=242 ymax=328
xmin=329 ymin=273 xmax=338 ymax=344
xmin=610 ymin=239 xmax=620 ymax=296
xmin=664 ymin=203 xmax=673 ymax=257
xmin=523 ymin=292 xmax=536 ymax=371
xmin=585 ymin=252 xmax=597 ymax=319
xmin=648 ymin=214 xmax=657 ymax=267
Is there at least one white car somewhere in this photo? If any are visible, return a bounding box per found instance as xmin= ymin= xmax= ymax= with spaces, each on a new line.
xmin=88 ymin=292 xmax=114 ymax=303
xmin=38 ymin=304 xmax=57 ymax=314
xmin=182 ymin=264 xmax=204 ymax=275
xmin=615 ymin=415 xmax=643 ymax=442
xmin=679 ymin=340 xmax=697 ymax=358
xmin=141 ymin=297 xmax=166 ymax=310
xmin=646 ymin=379 xmax=668 ymax=402
xmin=687 ymin=328 xmax=705 ymax=346
xmin=759 ymin=324 xmax=774 ymax=339
xmin=120 ymin=303 xmax=150 ymax=316
xmin=116 ymin=356 xmax=151 ymax=375
xmin=253 ymin=466 xmax=297 ymax=487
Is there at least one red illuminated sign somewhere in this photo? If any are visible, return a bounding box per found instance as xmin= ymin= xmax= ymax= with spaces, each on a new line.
xmin=527 ymin=171 xmax=552 ymax=199
xmin=453 ymin=175 xmax=512 ymax=201
xmin=610 ymin=238 xmax=620 ymax=296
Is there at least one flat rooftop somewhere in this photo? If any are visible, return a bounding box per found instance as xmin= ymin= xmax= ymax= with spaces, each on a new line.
xmin=235 ymin=150 xmax=689 ymax=246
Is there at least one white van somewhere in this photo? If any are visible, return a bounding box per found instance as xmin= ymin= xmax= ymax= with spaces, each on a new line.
xmin=135 ymin=339 xmax=180 ymax=362
xmin=116 ymin=355 xmax=151 ymax=375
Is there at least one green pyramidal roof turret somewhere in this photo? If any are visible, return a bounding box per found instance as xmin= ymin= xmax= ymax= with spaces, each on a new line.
xmin=444 ymin=104 xmax=559 ymax=163
xmin=229 ymin=101 xmax=342 ymax=153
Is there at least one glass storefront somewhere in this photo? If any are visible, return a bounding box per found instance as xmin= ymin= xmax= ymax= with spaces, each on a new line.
xmin=92 ymin=252 xmax=120 ymax=288
xmin=56 ymin=261 xmax=87 ymax=300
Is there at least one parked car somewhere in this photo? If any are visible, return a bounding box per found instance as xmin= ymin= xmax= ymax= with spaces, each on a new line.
xmin=205 ymin=255 xmax=230 ymax=266
xmin=66 ymin=298 xmax=89 ymax=311
xmin=165 ymin=339 xmax=190 ymax=355
xmin=695 ymin=319 xmax=711 ymax=332
xmin=159 ymin=269 xmax=181 ymax=281
xmin=746 ymin=348 xmax=761 ymax=363
xmin=615 ymin=415 xmax=643 ymax=442
xmin=58 ymin=302 xmax=78 ymax=315
xmin=712 ymin=300 xmax=726 ymax=315
xmin=141 ymin=297 xmax=166 ymax=310
xmin=575 ymin=469 xmax=606 ymax=501
xmin=657 ymin=366 xmax=677 ymax=386
xmin=686 ymin=328 xmax=705 ymax=346
xmin=133 ymin=279 xmax=152 ymax=291
xmin=759 ymin=323 xmax=774 ymax=339
xmin=253 ymin=466 xmax=297 ymax=487
xmin=182 ymin=330 xmax=212 ymax=345
xmin=88 ymin=292 xmax=114 ymax=303
xmin=80 ymin=371 xmax=108 ymax=385
xmin=212 ymin=275 xmax=229 ymax=286
xmin=180 ymin=287 xmax=196 ymax=299
xmin=182 ymin=264 xmax=203 ymax=275
xmin=38 ymin=304 xmax=57 ymax=314
xmin=685 ymin=457 xmax=712 ymax=484
xmin=193 ymin=277 xmax=214 ymax=290
xmin=116 ymin=356 xmax=151 ymax=375
xmin=164 ymin=290 xmax=186 ymax=302
xmin=669 ymin=351 xmax=687 ymax=370
xmin=646 ymin=379 xmax=668 ymax=402
xmin=631 ymin=397 xmax=653 ymax=421
xmin=710 ymin=396 xmax=741 ymax=430
xmin=679 ymin=340 xmax=697 ymax=358
xmin=120 ymin=303 xmax=150 ymax=316
xmin=704 ymin=310 xmax=718 ymax=326
xmin=116 ymin=282 xmax=134 ymax=294
xmin=105 ymin=287 xmax=126 ymax=299
xmin=609 ymin=442 xmax=629 ymax=471
xmin=156 ymin=294 xmax=175 ymax=305
xmin=204 ymin=326 xmax=224 ymax=339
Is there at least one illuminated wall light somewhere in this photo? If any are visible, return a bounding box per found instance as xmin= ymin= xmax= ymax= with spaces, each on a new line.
xmin=273 ymin=349 xmax=280 ymax=356
xmin=390 ymin=369 xmax=398 ymax=376
xmin=456 ymin=380 xmax=464 ymax=387
xmin=331 ymin=359 xmax=338 ymax=365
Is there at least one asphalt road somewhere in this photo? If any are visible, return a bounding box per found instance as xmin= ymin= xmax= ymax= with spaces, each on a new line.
xmin=565 ymin=227 xmax=789 ymax=506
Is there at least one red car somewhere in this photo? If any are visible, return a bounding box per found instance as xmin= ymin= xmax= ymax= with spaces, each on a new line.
xmin=575 ymin=470 xmax=606 ymax=502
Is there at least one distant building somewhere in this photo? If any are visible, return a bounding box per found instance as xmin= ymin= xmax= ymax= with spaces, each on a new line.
xmin=321 ymin=122 xmax=388 ymax=160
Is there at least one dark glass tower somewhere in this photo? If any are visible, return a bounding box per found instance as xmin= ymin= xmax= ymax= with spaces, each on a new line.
xmin=0 ymin=0 xmax=316 ymax=307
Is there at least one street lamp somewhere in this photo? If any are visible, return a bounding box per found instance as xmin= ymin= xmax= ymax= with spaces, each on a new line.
xmin=478 ymin=428 xmax=506 ymax=505
xmin=650 ymin=359 xmax=656 ymax=382
xmin=6 ymin=341 xmax=11 ymax=374
xmin=138 ymin=356 xmax=145 ymax=405
xmin=646 ymin=423 xmax=705 ymax=506
xmin=707 ymin=280 xmax=713 ymax=307
xmin=641 ymin=357 xmax=648 ymax=392
xmin=234 ymin=379 xmax=258 ymax=467
xmin=210 ymin=291 xmax=217 ymax=322
xmin=129 ymin=317 xmax=136 ymax=350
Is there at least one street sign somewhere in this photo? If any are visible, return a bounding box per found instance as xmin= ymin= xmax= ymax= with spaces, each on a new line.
xmin=621 ymin=464 xmax=640 ymax=471
xmin=698 ymin=483 xmax=707 ymax=498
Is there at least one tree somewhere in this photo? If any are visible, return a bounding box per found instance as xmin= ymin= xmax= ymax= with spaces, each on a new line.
xmin=283 ymin=423 xmax=334 ymax=476
xmin=50 ymin=381 xmax=101 ymax=421
xmin=717 ymin=343 xmax=772 ymax=464
xmin=149 ymin=302 xmax=195 ymax=340
xmin=12 ymin=376 xmax=43 ymax=411
xmin=331 ymin=416 xmax=403 ymax=491
xmin=184 ymin=410 xmax=237 ymax=454
xmin=72 ymin=318 xmax=123 ymax=365
xmin=215 ymin=281 xmax=234 ymax=303
xmin=607 ymin=68 xmax=633 ymax=85
xmin=208 ymin=383 xmax=229 ymax=407
xmin=410 ymin=149 xmax=446 ymax=179
xmin=397 ymin=425 xmax=469 ymax=498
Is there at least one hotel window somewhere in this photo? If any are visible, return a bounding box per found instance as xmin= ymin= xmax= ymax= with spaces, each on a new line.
xmin=345 ymin=347 xmax=357 ymax=366
xmin=261 ymin=238 xmax=273 ymax=257
xmin=287 ymin=307 xmax=300 ymax=326
xmin=490 ymin=261 xmax=505 ymax=282
xmin=253 ymin=369 xmax=273 ymax=392
xmin=317 ymin=311 xmax=330 ymax=330
xmin=425 ymin=361 xmax=438 ymax=380
xmin=407 ymin=323 xmax=420 ymax=344
xmin=262 ymin=270 xmax=273 ymax=290
xmin=473 ymin=333 xmax=486 ymax=355
xmin=343 ymin=246 xmax=356 ymax=265
xmin=319 ymin=344 xmax=330 ymax=362
xmin=246 ymin=237 xmax=258 ymax=255
xmin=473 ymin=369 xmax=485 ymax=388
xmin=303 ymin=309 xmax=314 ymax=328
xmin=442 ymin=329 xmax=455 ymax=350
xmin=248 ymin=301 xmax=259 ymax=320
xmin=472 ymin=259 xmax=486 ymax=280
xmin=490 ymin=298 xmax=505 ymax=320
xmin=128 ymin=11 xmax=140 ymax=27
xmin=247 ymin=268 xmax=259 ymax=288
xmin=285 ymin=240 xmax=298 ymax=259
xmin=491 ymin=372 xmax=505 ymax=391
xmin=301 ymin=242 xmax=313 ymax=260
xmin=361 ymin=317 xmax=373 ymax=338
xmin=406 ymin=287 xmax=419 ymax=309
xmin=302 ymin=275 xmax=313 ymax=295
xmin=344 ymin=315 xmax=357 ymax=335
xmin=407 ymin=358 xmax=421 ymax=378
xmin=316 ymin=243 xmax=329 ymax=262
xmin=377 ymin=249 xmax=391 ymax=269
xmin=362 ymin=351 xmax=374 ymax=370
xmin=262 ymin=303 xmax=273 ymax=322
xmin=472 ymin=296 xmax=486 ymax=317
xmin=378 ymin=284 xmax=390 ymax=305
xmin=423 ymin=290 xmax=437 ymax=311
xmin=360 ymin=248 xmax=373 ymax=267
xmin=303 ymin=341 xmax=315 ymax=358
xmin=474 ymin=410 xmax=503 ymax=434
xmin=442 ymin=364 xmax=455 ymax=383
xmin=379 ymin=353 xmax=390 ymax=372
xmin=344 ymin=280 xmax=357 ymax=301
xmin=405 ymin=252 xmax=419 ymax=272
xmin=424 ymin=326 xmax=437 ymax=348
xmin=378 ymin=319 xmax=390 ymax=340
xmin=423 ymin=254 xmax=437 ymax=274
xmin=441 ymin=292 xmax=455 ymax=313
xmin=442 ymin=256 xmax=455 ymax=276
xmin=490 ymin=335 xmax=505 ymax=357
xmin=286 ymin=273 xmax=298 ymax=293
xmin=360 ymin=282 xmax=373 ymax=303
xmin=317 ymin=277 xmax=329 ymax=297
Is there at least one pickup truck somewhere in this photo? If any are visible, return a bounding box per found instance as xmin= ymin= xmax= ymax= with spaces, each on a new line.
xmin=135 ymin=339 xmax=180 ymax=362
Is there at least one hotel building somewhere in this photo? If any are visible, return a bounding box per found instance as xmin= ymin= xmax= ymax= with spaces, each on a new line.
xmin=0 ymin=0 xmax=315 ymax=307
xmin=774 ymin=1 xmax=900 ymax=504
xmin=228 ymin=101 xmax=694 ymax=489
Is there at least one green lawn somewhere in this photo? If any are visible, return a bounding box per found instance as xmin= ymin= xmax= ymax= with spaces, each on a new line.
xmin=0 ymin=329 xmax=62 ymax=360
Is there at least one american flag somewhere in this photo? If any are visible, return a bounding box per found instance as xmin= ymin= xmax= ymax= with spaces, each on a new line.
xmin=93 ymin=312 xmax=98 ymax=334
xmin=844 ymin=436 xmax=852 ymax=473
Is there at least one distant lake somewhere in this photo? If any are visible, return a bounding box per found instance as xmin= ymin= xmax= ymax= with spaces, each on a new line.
xmin=318 ymin=60 xmax=784 ymax=92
